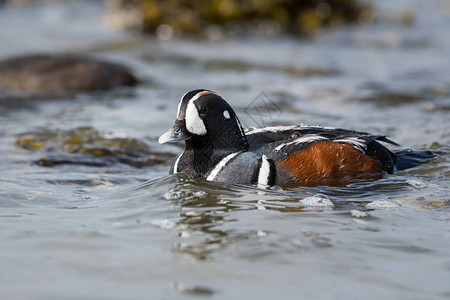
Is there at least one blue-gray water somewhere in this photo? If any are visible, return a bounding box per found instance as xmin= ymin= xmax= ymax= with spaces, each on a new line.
xmin=0 ymin=0 xmax=449 ymax=299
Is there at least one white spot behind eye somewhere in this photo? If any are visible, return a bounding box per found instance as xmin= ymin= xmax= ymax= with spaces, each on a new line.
xmin=186 ymin=100 xmax=207 ymax=135
xmin=223 ymin=110 xmax=230 ymax=119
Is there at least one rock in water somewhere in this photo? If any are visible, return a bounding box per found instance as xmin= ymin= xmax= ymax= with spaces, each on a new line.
xmin=0 ymin=54 xmax=137 ymax=95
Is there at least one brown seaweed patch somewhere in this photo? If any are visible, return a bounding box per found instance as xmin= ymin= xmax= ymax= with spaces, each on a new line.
xmin=108 ymin=0 xmax=374 ymax=37
xmin=16 ymin=126 xmax=171 ymax=167
xmin=425 ymin=201 xmax=449 ymax=208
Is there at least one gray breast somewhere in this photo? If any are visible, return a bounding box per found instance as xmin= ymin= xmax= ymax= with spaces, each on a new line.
xmin=212 ymin=152 xmax=260 ymax=184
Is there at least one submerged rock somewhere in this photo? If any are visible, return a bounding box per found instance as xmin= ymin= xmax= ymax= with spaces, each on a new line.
xmin=0 ymin=54 xmax=137 ymax=96
xmin=142 ymin=52 xmax=338 ymax=77
xmin=35 ymin=154 xmax=163 ymax=168
xmin=358 ymin=92 xmax=425 ymax=106
xmin=16 ymin=126 xmax=172 ymax=168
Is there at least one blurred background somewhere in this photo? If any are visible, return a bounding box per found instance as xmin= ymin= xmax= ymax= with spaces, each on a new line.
xmin=0 ymin=1 xmax=449 ymax=299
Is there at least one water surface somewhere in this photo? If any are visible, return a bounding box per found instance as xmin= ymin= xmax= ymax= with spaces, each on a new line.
xmin=0 ymin=0 xmax=449 ymax=299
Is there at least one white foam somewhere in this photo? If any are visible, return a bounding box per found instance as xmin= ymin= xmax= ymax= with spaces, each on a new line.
xmin=256 ymin=230 xmax=267 ymax=237
xmin=192 ymin=191 xmax=207 ymax=198
xmin=164 ymin=189 xmax=186 ymax=200
xmin=180 ymin=231 xmax=190 ymax=238
xmin=353 ymin=219 xmax=369 ymax=226
xmin=350 ymin=210 xmax=368 ymax=218
xmin=365 ymin=200 xmax=399 ymax=209
xmin=406 ymin=179 xmax=428 ymax=189
xmin=151 ymin=219 xmax=177 ymax=229
xmin=299 ymin=194 xmax=334 ymax=208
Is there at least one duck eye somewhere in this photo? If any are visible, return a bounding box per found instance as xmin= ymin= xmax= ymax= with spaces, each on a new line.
xmin=198 ymin=106 xmax=209 ymax=115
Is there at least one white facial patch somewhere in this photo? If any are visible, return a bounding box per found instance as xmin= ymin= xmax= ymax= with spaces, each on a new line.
xmin=185 ymin=100 xmax=207 ymax=135
xmin=223 ymin=110 xmax=230 ymax=119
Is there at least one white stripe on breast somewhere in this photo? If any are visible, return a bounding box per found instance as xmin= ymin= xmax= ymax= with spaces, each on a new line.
xmin=257 ymin=155 xmax=271 ymax=188
xmin=206 ymin=152 xmax=240 ymax=181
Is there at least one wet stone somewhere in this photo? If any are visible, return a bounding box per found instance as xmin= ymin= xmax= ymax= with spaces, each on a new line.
xmin=0 ymin=54 xmax=137 ymax=97
xmin=16 ymin=126 xmax=169 ymax=168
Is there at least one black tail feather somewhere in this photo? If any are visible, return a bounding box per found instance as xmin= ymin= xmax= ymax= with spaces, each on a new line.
xmin=394 ymin=149 xmax=438 ymax=171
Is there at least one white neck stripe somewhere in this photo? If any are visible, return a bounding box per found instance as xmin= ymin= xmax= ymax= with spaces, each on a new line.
xmin=206 ymin=152 xmax=240 ymax=181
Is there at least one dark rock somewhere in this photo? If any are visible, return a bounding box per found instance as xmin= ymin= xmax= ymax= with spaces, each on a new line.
xmin=0 ymin=54 xmax=138 ymax=95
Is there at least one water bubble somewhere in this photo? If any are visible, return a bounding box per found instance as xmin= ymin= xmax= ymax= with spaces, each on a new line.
xmin=350 ymin=210 xmax=368 ymax=218
xmin=151 ymin=219 xmax=176 ymax=229
xmin=256 ymin=230 xmax=267 ymax=237
xmin=406 ymin=179 xmax=428 ymax=189
xmin=164 ymin=189 xmax=186 ymax=200
xmin=366 ymin=200 xmax=399 ymax=209
xmin=299 ymin=194 xmax=334 ymax=208
xmin=156 ymin=24 xmax=173 ymax=40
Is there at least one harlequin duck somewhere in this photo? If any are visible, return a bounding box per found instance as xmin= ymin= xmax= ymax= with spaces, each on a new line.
xmin=159 ymin=89 xmax=434 ymax=187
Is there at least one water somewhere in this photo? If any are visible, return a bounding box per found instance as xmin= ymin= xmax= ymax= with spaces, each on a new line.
xmin=0 ymin=0 xmax=449 ymax=299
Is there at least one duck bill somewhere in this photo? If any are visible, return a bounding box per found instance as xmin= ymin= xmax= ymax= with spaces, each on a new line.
xmin=158 ymin=121 xmax=190 ymax=144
